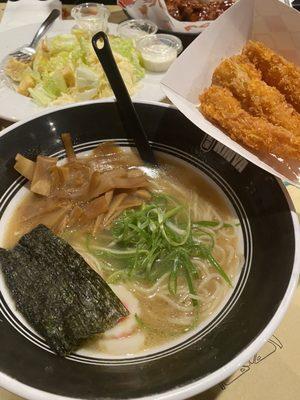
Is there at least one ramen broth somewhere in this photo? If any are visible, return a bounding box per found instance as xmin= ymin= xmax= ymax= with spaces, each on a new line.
xmin=4 ymin=150 xmax=241 ymax=355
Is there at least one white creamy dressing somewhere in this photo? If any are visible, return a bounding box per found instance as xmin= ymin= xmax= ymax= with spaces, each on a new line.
xmin=140 ymin=43 xmax=177 ymax=73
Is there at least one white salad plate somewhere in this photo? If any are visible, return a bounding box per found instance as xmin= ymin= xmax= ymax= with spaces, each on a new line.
xmin=0 ymin=20 xmax=166 ymax=122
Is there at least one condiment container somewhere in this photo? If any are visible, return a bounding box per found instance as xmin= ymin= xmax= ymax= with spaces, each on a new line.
xmin=117 ymin=19 xmax=158 ymax=41
xmin=136 ymin=34 xmax=183 ymax=73
xmin=71 ymin=3 xmax=110 ymax=34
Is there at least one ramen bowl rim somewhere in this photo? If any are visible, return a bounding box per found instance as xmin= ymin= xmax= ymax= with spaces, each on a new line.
xmin=0 ymin=99 xmax=298 ymax=400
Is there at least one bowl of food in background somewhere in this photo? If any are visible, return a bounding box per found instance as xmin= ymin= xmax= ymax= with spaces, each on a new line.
xmin=119 ymin=0 xmax=236 ymax=33
xmin=0 ymin=99 xmax=298 ymax=400
xmin=118 ymin=0 xmax=237 ymax=51
xmin=119 ymin=0 xmax=293 ymax=48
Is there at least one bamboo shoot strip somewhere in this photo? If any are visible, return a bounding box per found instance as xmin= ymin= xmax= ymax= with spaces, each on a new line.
xmin=0 ymin=225 xmax=128 ymax=356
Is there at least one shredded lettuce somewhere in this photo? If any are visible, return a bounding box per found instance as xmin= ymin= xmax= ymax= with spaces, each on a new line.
xmin=48 ymin=34 xmax=78 ymax=54
xmin=75 ymin=88 xmax=98 ymax=102
xmin=46 ymin=52 xmax=71 ymax=74
xmin=28 ymin=85 xmax=56 ymax=106
xmin=75 ymin=66 xmax=99 ymax=90
xmin=43 ymin=71 xmax=67 ymax=97
xmin=110 ymin=37 xmax=145 ymax=82
xmin=6 ymin=32 xmax=145 ymax=106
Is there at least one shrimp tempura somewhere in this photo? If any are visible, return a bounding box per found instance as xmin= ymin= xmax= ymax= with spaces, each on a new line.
xmin=200 ymin=86 xmax=300 ymax=160
xmin=243 ymin=41 xmax=300 ymax=113
xmin=212 ymin=55 xmax=300 ymax=137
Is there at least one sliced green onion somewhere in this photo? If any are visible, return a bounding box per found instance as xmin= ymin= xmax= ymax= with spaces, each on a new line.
xmin=207 ymin=252 xmax=232 ymax=287
xmin=92 ymin=193 xmax=234 ymax=306
xmin=193 ymin=221 xmax=238 ymax=229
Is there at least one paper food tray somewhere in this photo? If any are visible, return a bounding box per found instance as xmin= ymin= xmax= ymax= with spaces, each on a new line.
xmin=161 ymin=0 xmax=300 ymax=186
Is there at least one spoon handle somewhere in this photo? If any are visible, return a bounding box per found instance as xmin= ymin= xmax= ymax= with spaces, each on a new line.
xmin=92 ymin=31 xmax=157 ymax=165
xmin=30 ymin=9 xmax=60 ymax=50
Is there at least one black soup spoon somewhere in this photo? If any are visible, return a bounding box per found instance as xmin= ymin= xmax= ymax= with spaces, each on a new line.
xmin=92 ymin=31 xmax=157 ymax=166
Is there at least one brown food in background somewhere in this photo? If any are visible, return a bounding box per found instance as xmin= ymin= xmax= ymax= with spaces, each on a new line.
xmin=166 ymin=0 xmax=235 ymax=22
xmin=243 ymin=40 xmax=300 ymax=113
xmin=200 ymin=86 xmax=300 ymax=160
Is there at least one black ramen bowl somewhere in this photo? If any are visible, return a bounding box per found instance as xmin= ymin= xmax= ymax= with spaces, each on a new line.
xmin=0 ymin=101 xmax=298 ymax=400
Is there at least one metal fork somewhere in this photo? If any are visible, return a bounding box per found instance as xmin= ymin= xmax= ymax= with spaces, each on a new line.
xmin=8 ymin=9 xmax=60 ymax=62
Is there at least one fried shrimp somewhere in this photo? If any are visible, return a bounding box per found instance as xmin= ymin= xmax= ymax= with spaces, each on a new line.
xmin=212 ymin=55 xmax=300 ymax=136
xmin=200 ymin=86 xmax=300 ymax=160
xmin=213 ymin=54 xmax=261 ymax=81
xmin=243 ymin=41 xmax=300 ymax=113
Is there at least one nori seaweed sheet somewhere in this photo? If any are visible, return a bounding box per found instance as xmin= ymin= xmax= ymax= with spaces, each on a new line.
xmin=0 ymin=225 xmax=129 ymax=356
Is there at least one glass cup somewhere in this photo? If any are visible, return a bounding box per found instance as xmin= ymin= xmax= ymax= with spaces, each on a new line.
xmin=136 ymin=34 xmax=183 ymax=72
xmin=71 ymin=3 xmax=110 ymax=34
xmin=117 ymin=19 xmax=158 ymax=42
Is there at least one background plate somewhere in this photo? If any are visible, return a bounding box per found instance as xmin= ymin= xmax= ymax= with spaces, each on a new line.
xmin=0 ymin=21 xmax=166 ymax=122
